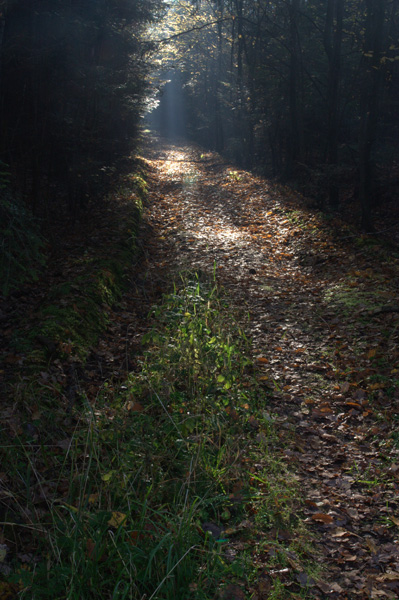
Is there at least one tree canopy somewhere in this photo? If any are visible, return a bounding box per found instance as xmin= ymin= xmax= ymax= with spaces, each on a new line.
xmin=148 ymin=0 xmax=399 ymax=229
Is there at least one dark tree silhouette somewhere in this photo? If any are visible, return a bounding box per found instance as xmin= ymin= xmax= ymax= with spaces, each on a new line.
xmin=0 ymin=0 xmax=158 ymax=221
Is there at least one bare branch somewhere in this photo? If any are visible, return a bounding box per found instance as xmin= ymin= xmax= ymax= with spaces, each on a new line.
xmin=151 ymin=16 xmax=232 ymax=45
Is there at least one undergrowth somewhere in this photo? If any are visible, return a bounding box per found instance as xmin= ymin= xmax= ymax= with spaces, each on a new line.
xmin=1 ymin=273 xmax=316 ymax=599
xmin=0 ymin=181 xmax=45 ymax=296
xmin=6 ymin=184 xmax=142 ymax=402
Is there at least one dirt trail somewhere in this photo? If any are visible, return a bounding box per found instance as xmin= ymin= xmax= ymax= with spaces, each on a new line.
xmin=133 ymin=135 xmax=399 ymax=598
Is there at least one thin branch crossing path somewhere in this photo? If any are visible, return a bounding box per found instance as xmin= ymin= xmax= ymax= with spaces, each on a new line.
xmin=136 ymin=135 xmax=399 ymax=598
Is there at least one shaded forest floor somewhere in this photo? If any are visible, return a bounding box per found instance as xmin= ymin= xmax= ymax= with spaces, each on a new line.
xmin=2 ymin=134 xmax=399 ymax=599
xmin=138 ymin=136 xmax=399 ymax=597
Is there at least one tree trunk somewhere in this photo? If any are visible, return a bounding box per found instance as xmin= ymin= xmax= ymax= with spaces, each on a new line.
xmin=287 ymin=0 xmax=304 ymax=178
xmin=324 ymin=0 xmax=344 ymax=209
xmin=359 ymin=0 xmax=386 ymax=231
xmin=214 ymin=9 xmax=224 ymax=152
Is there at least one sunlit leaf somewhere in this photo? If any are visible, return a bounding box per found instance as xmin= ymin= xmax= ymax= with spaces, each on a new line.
xmin=256 ymin=356 xmax=268 ymax=364
xmin=108 ymin=512 xmax=127 ymax=528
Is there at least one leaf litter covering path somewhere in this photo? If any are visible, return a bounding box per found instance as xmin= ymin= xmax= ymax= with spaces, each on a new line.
xmin=139 ymin=135 xmax=399 ymax=598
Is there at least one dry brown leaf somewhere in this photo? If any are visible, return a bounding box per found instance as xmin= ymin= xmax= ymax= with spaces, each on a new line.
xmin=365 ymin=537 xmax=378 ymax=554
xmin=248 ymin=415 xmax=260 ymax=429
xmin=126 ymin=401 xmax=144 ymax=412
xmin=346 ymin=401 xmax=362 ymax=408
xmin=256 ymin=357 xmax=268 ymax=364
xmin=376 ymin=572 xmax=399 ymax=582
xmin=319 ymin=405 xmax=333 ymax=414
xmin=330 ymin=582 xmax=344 ymax=593
xmin=332 ymin=527 xmax=350 ymax=538
xmin=311 ymin=513 xmax=334 ymax=524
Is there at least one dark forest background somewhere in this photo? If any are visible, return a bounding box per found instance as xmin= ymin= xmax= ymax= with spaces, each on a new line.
xmin=0 ymin=0 xmax=156 ymax=216
xmin=1 ymin=0 xmax=399 ymax=294
xmin=0 ymin=0 xmax=159 ymax=293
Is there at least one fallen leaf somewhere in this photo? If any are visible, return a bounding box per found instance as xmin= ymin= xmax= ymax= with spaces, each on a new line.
xmin=330 ymin=582 xmax=344 ymax=593
xmin=332 ymin=527 xmax=350 ymax=538
xmin=248 ymin=415 xmax=260 ymax=429
xmin=108 ymin=511 xmax=127 ymax=528
xmin=365 ymin=537 xmax=378 ymax=554
xmin=126 ymin=401 xmax=144 ymax=412
xmin=376 ymin=572 xmax=399 ymax=582
xmin=341 ymin=382 xmax=350 ymax=393
xmin=319 ymin=405 xmax=333 ymax=414
xmin=346 ymin=402 xmax=362 ymax=409
xmin=256 ymin=357 xmax=268 ymax=364
xmin=369 ymin=383 xmax=382 ymax=391
xmin=311 ymin=513 xmax=334 ymax=524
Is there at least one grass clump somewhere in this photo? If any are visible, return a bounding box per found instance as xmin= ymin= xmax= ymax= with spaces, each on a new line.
xmin=13 ymin=260 xmax=126 ymax=364
xmin=1 ymin=272 xmax=316 ymax=599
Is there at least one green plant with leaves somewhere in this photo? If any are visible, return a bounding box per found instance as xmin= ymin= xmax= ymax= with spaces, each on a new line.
xmin=2 ymin=271 xmax=316 ymax=599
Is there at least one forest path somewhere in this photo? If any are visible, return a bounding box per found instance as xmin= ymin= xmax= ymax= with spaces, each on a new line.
xmin=134 ymin=135 xmax=399 ymax=598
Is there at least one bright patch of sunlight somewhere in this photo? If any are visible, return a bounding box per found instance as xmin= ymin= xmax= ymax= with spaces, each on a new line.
xmin=191 ymin=223 xmax=251 ymax=247
xmin=210 ymin=227 xmax=244 ymax=242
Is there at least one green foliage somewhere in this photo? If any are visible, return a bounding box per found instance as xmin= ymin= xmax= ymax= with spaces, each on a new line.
xmin=2 ymin=272 xmax=314 ymax=599
xmin=228 ymin=170 xmax=242 ymax=182
xmin=130 ymin=168 xmax=149 ymax=203
xmin=323 ymin=271 xmax=393 ymax=318
xmin=13 ymin=263 xmax=123 ymax=364
xmin=0 ymin=188 xmax=45 ymax=296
